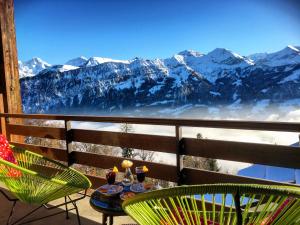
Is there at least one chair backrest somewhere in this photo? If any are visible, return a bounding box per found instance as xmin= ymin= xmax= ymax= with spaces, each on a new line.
xmin=0 ymin=146 xmax=91 ymax=204
xmin=122 ymin=183 xmax=300 ymax=225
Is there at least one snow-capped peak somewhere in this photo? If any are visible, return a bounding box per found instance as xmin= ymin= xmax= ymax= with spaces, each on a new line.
xmin=199 ymin=48 xmax=254 ymax=66
xmin=207 ymin=48 xmax=243 ymax=61
xmin=18 ymin=57 xmax=51 ymax=78
xmin=287 ymin=45 xmax=300 ymax=52
xmin=255 ymin=45 xmax=300 ymax=67
xmin=26 ymin=57 xmax=51 ymax=67
xmin=85 ymin=57 xmax=129 ymax=67
xmin=65 ymin=56 xmax=88 ymax=67
xmin=178 ymin=50 xmax=203 ymax=57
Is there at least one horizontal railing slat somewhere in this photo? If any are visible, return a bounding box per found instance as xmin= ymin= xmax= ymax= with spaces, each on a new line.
xmin=183 ymin=138 xmax=300 ymax=169
xmin=10 ymin=142 xmax=68 ymax=162
xmin=183 ymin=168 xmax=298 ymax=186
xmin=1 ymin=113 xmax=300 ymax=132
xmin=84 ymin=174 xmax=107 ymax=189
xmin=7 ymin=124 xmax=66 ymax=140
xmin=72 ymin=129 xmax=176 ymax=154
xmin=72 ymin=151 xmax=177 ymax=182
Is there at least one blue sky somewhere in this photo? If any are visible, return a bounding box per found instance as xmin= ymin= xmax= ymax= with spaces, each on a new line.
xmin=15 ymin=0 xmax=300 ymax=64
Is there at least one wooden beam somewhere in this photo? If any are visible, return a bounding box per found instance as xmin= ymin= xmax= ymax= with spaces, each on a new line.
xmin=0 ymin=0 xmax=22 ymax=114
xmin=72 ymin=129 xmax=176 ymax=154
xmin=0 ymin=0 xmax=22 ymax=142
xmin=1 ymin=113 xmax=300 ymax=132
xmin=183 ymin=168 xmax=299 ymax=187
xmin=183 ymin=138 xmax=300 ymax=169
xmin=7 ymin=124 xmax=66 ymax=140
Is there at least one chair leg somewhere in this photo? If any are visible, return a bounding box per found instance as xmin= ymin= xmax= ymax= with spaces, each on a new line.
xmin=7 ymin=200 xmax=17 ymax=225
xmin=109 ymin=216 xmax=113 ymax=225
xmin=67 ymin=195 xmax=81 ymax=225
xmin=64 ymin=196 xmax=69 ymax=219
xmin=74 ymin=202 xmax=81 ymax=225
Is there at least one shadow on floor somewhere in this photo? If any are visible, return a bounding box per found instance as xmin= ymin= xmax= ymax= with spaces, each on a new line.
xmin=0 ymin=187 xmax=135 ymax=225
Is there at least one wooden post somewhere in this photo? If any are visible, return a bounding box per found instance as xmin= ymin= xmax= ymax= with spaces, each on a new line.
xmin=64 ymin=120 xmax=73 ymax=166
xmin=0 ymin=93 xmax=6 ymax=136
xmin=176 ymin=126 xmax=184 ymax=185
xmin=0 ymin=0 xmax=23 ymax=141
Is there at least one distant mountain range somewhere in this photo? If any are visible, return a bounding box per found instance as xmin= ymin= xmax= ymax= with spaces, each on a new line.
xmin=19 ymin=46 xmax=300 ymax=116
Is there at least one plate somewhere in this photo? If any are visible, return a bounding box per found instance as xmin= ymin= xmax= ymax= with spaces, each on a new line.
xmin=98 ymin=184 xmax=123 ymax=196
xmin=130 ymin=183 xmax=147 ymax=193
xmin=120 ymin=191 xmax=136 ymax=201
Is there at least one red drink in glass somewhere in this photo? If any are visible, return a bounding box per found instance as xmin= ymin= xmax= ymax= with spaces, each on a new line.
xmin=136 ymin=166 xmax=146 ymax=183
xmin=106 ymin=169 xmax=116 ymax=185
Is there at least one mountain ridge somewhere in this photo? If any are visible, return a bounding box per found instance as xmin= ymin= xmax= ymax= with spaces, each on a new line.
xmin=19 ymin=46 xmax=300 ymax=116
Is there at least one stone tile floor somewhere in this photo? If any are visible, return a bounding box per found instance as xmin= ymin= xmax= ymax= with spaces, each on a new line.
xmin=0 ymin=187 xmax=136 ymax=225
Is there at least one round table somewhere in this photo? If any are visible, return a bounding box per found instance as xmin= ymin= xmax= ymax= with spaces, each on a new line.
xmin=89 ymin=184 xmax=129 ymax=225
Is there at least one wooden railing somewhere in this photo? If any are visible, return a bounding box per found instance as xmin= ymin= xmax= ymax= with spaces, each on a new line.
xmin=0 ymin=113 xmax=300 ymax=188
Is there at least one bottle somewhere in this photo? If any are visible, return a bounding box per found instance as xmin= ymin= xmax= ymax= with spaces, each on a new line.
xmin=122 ymin=167 xmax=134 ymax=186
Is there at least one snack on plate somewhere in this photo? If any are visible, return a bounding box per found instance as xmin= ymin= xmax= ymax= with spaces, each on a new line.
xmin=121 ymin=160 xmax=133 ymax=168
xmin=98 ymin=184 xmax=123 ymax=195
xmin=144 ymin=183 xmax=153 ymax=190
xmin=120 ymin=192 xmax=136 ymax=200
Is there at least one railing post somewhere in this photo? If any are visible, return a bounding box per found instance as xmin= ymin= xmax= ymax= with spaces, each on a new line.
xmin=64 ymin=120 xmax=74 ymax=166
xmin=0 ymin=94 xmax=6 ymax=136
xmin=176 ymin=125 xmax=184 ymax=185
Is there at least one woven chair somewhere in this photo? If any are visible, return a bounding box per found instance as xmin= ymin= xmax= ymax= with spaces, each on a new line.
xmin=123 ymin=183 xmax=300 ymax=225
xmin=0 ymin=145 xmax=91 ymax=225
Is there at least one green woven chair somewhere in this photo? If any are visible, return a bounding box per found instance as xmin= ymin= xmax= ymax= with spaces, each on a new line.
xmin=0 ymin=145 xmax=91 ymax=225
xmin=123 ymin=183 xmax=300 ymax=225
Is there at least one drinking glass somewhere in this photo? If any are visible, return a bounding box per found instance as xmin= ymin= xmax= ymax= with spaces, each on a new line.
xmin=106 ymin=168 xmax=116 ymax=185
xmin=135 ymin=166 xmax=146 ymax=183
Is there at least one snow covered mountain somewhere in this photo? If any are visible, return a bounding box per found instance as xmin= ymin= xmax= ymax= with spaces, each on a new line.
xmin=250 ymin=45 xmax=300 ymax=67
xmin=85 ymin=57 xmax=129 ymax=67
xmin=19 ymin=46 xmax=300 ymax=115
xmin=65 ymin=56 xmax=88 ymax=67
xmin=18 ymin=57 xmax=51 ymax=78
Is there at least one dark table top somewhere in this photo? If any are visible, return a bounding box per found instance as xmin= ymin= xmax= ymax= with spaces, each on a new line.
xmin=89 ymin=183 xmax=133 ymax=216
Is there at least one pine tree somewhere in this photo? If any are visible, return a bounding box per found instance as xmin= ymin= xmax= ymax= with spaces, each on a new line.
xmin=120 ymin=123 xmax=134 ymax=158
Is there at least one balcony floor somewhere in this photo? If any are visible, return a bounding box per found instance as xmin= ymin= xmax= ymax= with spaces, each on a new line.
xmin=0 ymin=186 xmax=136 ymax=225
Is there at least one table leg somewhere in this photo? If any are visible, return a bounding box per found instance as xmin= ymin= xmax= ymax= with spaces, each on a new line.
xmin=109 ymin=216 xmax=114 ymax=225
xmin=102 ymin=214 xmax=108 ymax=225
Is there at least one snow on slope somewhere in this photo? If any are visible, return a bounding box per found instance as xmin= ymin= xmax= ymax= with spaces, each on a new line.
xmin=18 ymin=57 xmax=51 ymax=78
xmin=278 ymin=69 xmax=300 ymax=84
xmin=85 ymin=57 xmax=129 ymax=67
xmin=254 ymin=45 xmax=300 ymax=67
xmin=65 ymin=56 xmax=88 ymax=67
xmin=58 ymin=65 xmax=79 ymax=72
xmin=174 ymin=48 xmax=254 ymax=83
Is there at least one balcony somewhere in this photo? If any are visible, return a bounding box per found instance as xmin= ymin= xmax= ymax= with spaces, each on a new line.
xmin=0 ymin=113 xmax=299 ymax=224
xmin=0 ymin=0 xmax=300 ymax=223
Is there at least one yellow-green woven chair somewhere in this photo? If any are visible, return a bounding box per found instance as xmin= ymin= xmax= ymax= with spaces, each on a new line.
xmin=0 ymin=145 xmax=91 ymax=225
xmin=123 ymin=183 xmax=300 ymax=225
